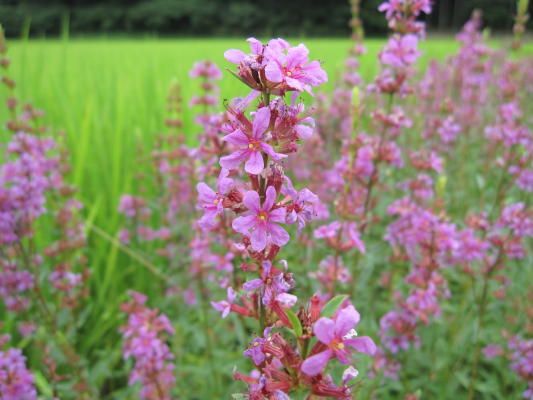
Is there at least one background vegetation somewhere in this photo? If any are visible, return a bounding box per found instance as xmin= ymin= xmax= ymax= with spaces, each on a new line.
xmin=1 ymin=0 xmax=532 ymax=38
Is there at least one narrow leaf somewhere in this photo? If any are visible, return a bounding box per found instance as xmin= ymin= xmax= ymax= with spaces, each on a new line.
xmin=322 ymin=295 xmax=348 ymax=318
xmin=285 ymin=308 xmax=303 ymax=337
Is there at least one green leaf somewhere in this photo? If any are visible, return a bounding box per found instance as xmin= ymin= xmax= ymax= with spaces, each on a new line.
xmin=33 ymin=371 xmax=53 ymax=397
xmin=285 ymin=308 xmax=303 ymax=337
xmin=321 ymin=295 xmax=348 ymax=318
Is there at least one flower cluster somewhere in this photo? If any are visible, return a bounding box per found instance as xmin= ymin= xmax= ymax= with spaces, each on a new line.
xmin=0 ymin=28 xmax=90 ymax=397
xmin=0 ymin=335 xmax=36 ymax=400
xmin=201 ymin=38 xmax=376 ymax=398
xmin=120 ymin=291 xmax=176 ymax=400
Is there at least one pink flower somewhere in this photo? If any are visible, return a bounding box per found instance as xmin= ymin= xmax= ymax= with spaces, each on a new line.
xmin=380 ymin=34 xmax=420 ymax=68
xmin=301 ymin=305 xmax=376 ymax=376
xmin=282 ymin=177 xmax=319 ymax=231
xmin=224 ymin=38 xmax=327 ymax=95
xmin=189 ymin=60 xmax=222 ymax=79
xmin=211 ymin=287 xmax=236 ymax=318
xmin=0 ymin=347 xmax=36 ymax=400
xmin=220 ymin=107 xmax=286 ymax=175
xmin=314 ymin=221 xmax=365 ymax=253
xmin=483 ymin=344 xmax=504 ymax=359
xmin=232 ymin=186 xmax=289 ymax=251
xmin=265 ymin=43 xmax=328 ymax=94
xmin=196 ymin=169 xmax=233 ymax=230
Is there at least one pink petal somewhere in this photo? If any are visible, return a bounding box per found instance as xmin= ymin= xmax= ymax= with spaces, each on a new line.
xmin=285 ymin=76 xmax=305 ymax=92
xmin=243 ymin=278 xmax=263 ymax=291
xmin=260 ymin=142 xmax=287 ymax=161
xmin=263 ymin=186 xmax=277 ymax=211
xmin=265 ymin=61 xmax=283 ymax=83
xmin=345 ymin=336 xmax=377 ymax=356
xmin=303 ymin=61 xmax=328 ymax=84
xmin=224 ymin=49 xmax=246 ymax=64
xmin=268 ymin=224 xmax=290 ymax=247
xmin=198 ymin=213 xmax=217 ymax=230
xmin=295 ymin=124 xmax=313 ymax=140
xmin=220 ymin=149 xmax=248 ymax=170
xmin=286 ymin=44 xmax=309 ymax=69
xmin=196 ymin=182 xmax=216 ymax=203
xmin=276 ymin=293 xmax=297 ymax=308
xmin=247 ymin=37 xmax=263 ymax=54
xmin=232 ymin=215 xmax=256 ymax=234
xmin=269 ymin=208 xmax=286 ymax=223
xmin=252 ymin=107 xmax=271 ymax=138
xmin=335 ymin=305 xmax=360 ymax=336
xmin=251 ymin=227 xmax=268 ymax=251
xmin=313 ymin=317 xmax=335 ymax=344
xmin=223 ymin=129 xmax=249 ymax=146
xmin=301 ymin=349 xmax=333 ymax=376
xmin=243 ymin=190 xmax=261 ymax=212
xmin=245 ymin=151 xmax=264 ymax=175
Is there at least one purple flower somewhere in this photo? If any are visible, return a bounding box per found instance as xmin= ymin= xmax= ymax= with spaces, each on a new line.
xmin=0 ymin=347 xmax=37 ymax=400
xmin=301 ymin=305 xmax=376 ymax=376
xmin=120 ymin=292 xmax=176 ymax=400
xmin=196 ymin=168 xmax=233 ymax=230
xmin=483 ymin=344 xmax=504 ymax=359
xmin=211 ymin=287 xmax=236 ymax=318
xmin=282 ymin=177 xmax=319 ymax=231
xmin=380 ymin=34 xmax=420 ymax=68
xmin=244 ymin=328 xmax=271 ymax=365
xmin=233 ymin=187 xmax=289 ymax=251
xmin=242 ymin=261 xmax=293 ymax=305
xmin=220 ymin=107 xmax=286 ymax=175
xmin=264 ymin=42 xmax=328 ymax=94
xmin=189 ymin=60 xmax=222 ymax=79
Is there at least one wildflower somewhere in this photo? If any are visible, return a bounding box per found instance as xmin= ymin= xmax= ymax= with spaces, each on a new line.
xmin=264 ymin=42 xmax=328 ymax=94
xmin=196 ymin=168 xmax=233 ymax=230
xmin=314 ymin=221 xmax=365 ymax=253
xmin=211 ymin=287 xmax=236 ymax=318
xmin=120 ymin=292 xmax=176 ymax=400
xmin=0 ymin=345 xmax=36 ymax=400
xmin=220 ymin=107 xmax=286 ymax=175
xmin=301 ymin=305 xmax=376 ymax=376
xmin=282 ymin=177 xmax=319 ymax=231
xmin=233 ymin=186 xmax=289 ymax=251
xmin=380 ymin=34 xmax=420 ymax=68
xmin=189 ymin=60 xmax=222 ymax=79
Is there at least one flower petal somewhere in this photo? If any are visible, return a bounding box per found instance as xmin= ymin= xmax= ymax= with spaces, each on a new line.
xmin=196 ymin=182 xmax=216 ymax=203
xmin=243 ymin=190 xmax=261 ymax=212
xmin=260 ymin=142 xmax=287 ymax=161
xmin=268 ymin=224 xmax=290 ymax=247
xmin=220 ymin=149 xmax=248 ymax=170
xmin=335 ymin=305 xmax=360 ymax=336
xmin=224 ymin=49 xmax=246 ymax=64
xmin=243 ymin=278 xmax=263 ymax=291
xmin=245 ymin=151 xmax=264 ymax=175
xmin=223 ymin=129 xmax=249 ymax=146
xmin=345 ymin=336 xmax=377 ymax=356
xmin=265 ymin=61 xmax=283 ymax=83
xmin=313 ymin=317 xmax=335 ymax=344
xmin=251 ymin=226 xmax=268 ymax=251
xmin=301 ymin=349 xmax=332 ymax=376
xmin=263 ymin=186 xmax=277 ymax=211
xmin=252 ymin=107 xmax=271 ymax=138
xmin=269 ymin=208 xmax=286 ymax=223
xmin=232 ymin=215 xmax=256 ymax=234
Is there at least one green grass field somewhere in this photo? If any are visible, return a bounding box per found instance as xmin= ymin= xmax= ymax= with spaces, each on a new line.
xmin=1 ymin=37 xmax=532 ymax=398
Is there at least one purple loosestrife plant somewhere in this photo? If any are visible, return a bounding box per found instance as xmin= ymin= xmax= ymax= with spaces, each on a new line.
xmin=198 ymin=37 xmax=376 ymax=398
xmin=0 ymin=334 xmax=36 ymax=400
xmin=120 ymin=291 xmax=176 ymax=400
xmin=0 ymin=26 xmax=91 ymax=398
